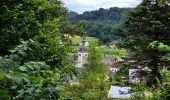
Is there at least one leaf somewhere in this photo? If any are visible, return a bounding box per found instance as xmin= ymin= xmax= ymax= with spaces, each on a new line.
xmin=19 ymin=66 xmax=27 ymax=72
xmin=6 ymin=74 xmax=15 ymax=79
xmin=27 ymin=87 xmax=34 ymax=93
xmin=11 ymin=86 xmax=17 ymax=89
xmin=35 ymin=89 xmax=41 ymax=94
xmin=19 ymin=73 xmax=30 ymax=83
xmin=18 ymin=50 xmax=27 ymax=56
xmin=26 ymin=64 xmax=34 ymax=70
xmin=14 ymin=76 xmax=23 ymax=88
xmin=34 ymin=64 xmax=41 ymax=72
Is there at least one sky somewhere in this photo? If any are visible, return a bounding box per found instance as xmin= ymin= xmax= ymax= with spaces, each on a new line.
xmin=61 ymin=0 xmax=141 ymax=14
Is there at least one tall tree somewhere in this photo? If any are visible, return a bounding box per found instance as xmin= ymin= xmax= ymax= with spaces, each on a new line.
xmin=0 ymin=0 xmax=66 ymax=55
xmin=123 ymin=0 xmax=170 ymax=85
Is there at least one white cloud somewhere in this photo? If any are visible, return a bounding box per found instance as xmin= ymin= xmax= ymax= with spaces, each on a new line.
xmin=61 ymin=0 xmax=141 ymax=13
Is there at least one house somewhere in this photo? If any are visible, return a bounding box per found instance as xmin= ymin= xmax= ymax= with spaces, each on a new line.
xmin=102 ymin=55 xmax=117 ymax=67
xmin=129 ymin=67 xmax=151 ymax=83
xmin=121 ymin=56 xmax=134 ymax=61
xmin=108 ymin=86 xmax=131 ymax=99
xmin=103 ymin=55 xmax=125 ymax=81
xmin=129 ymin=69 xmax=140 ymax=83
xmin=108 ymin=68 xmax=119 ymax=81
xmin=110 ymin=61 xmax=125 ymax=68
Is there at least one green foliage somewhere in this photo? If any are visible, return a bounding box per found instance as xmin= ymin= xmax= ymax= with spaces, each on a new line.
xmin=98 ymin=45 xmax=129 ymax=57
xmin=69 ymin=7 xmax=130 ymax=44
xmin=0 ymin=40 xmax=31 ymax=69
xmin=0 ymin=0 xmax=66 ymax=55
xmin=122 ymin=0 xmax=170 ymax=86
xmin=0 ymin=41 xmax=63 ymax=99
xmin=0 ymin=35 xmax=74 ymax=99
xmin=59 ymin=20 xmax=87 ymax=38
xmin=5 ymin=61 xmax=61 ymax=99
xmin=152 ymin=68 xmax=170 ymax=100
xmin=29 ymin=34 xmax=73 ymax=69
xmin=0 ymin=90 xmax=11 ymax=100
xmin=71 ymin=36 xmax=98 ymax=44
xmin=60 ymin=44 xmax=109 ymax=99
xmin=0 ymin=33 xmax=74 ymax=73
xmin=130 ymin=84 xmax=147 ymax=100
xmin=149 ymin=41 xmax=170 ymax=60
xmin=114 ymin=64 xmax=130 ymax=82
xmin=83 ymin=44 xmax=108 ymax=78
xmin=0 ymin=72 xmax=6 ymax=79
xmin=0 ymin=0 xmax=78 ymax=99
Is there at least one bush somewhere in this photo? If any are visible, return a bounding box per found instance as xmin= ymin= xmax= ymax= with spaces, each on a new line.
xmin=114 ymin=63 xmax=130 ymax=82
xmin=130 ymin=84 xmax=147 ymax=100
xmin=0 ymin=90 xmax=11 ymax=100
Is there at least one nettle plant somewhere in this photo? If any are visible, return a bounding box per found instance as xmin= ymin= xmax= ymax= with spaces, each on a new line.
xmin=0 ymin=39 xmax=63 ymax=99
xmin=6 ymin=61 xmax=60 ymax=99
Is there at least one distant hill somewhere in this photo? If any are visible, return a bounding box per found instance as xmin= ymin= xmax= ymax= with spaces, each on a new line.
xmin=69 ymin=7 xmax=131 ymax=44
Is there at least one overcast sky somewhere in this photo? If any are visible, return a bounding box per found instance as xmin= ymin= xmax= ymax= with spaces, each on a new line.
xmin=61 ymin=0 xmax=141 ymax=13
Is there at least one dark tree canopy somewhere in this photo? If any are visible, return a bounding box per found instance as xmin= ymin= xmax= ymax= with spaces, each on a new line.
xmin=123 ymin=0 xmax=170 ymax=85
xmin=0 ymin=0 xmax=67 ymax=55
xmin=69 ymin=7 xmax=131 ymax=44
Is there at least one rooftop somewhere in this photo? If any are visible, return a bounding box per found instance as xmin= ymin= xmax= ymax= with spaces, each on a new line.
xmin=108 ymin=86 xmax=131 ymax=99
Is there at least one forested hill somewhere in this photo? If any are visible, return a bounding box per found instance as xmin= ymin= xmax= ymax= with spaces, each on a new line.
xmin=69 ymin=7 xmax=131 ymax=43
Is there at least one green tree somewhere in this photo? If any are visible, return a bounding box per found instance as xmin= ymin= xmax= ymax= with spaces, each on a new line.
xmin=60 ymin=44 xmax=108 ymax=99
xmin=84 ymin=44 xmax=107 ymax=76
xmin=149 ymin=41 xmax=170 ymax=99
xmin=59 ymin=20 xmax=87 ymax=39
xmin=0 ymin=40 xmax=61 ymax=99
xmin=0 ymin=0 xmax=66 ymax=55
xmin=149 ymin=41 xmax=170 ymax=61
xmin=69 ymin=7 xmax=130 ymax=43
xmin=0 ymin=0 xmax=78 ymax=99
xmin=123 ymin=0 xmax=170 ymax=86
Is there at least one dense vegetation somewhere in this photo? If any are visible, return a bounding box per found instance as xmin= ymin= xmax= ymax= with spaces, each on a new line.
xmin=122 ymin=0 xmax=170 ymax=85
xmin=69 ymin=7 xmax=131 ymax=43
xmin=60 ymin=44 xmax=109 ymax=99
xmin=120 ymin=0 xmax=170 ymax=99
xmin=0 ymin=0 xmax=68 ymax=55
xmin=0 ymin=0 xmax=170 ymax=99
xmin=0 ymin=0 xmax=75 ymax=99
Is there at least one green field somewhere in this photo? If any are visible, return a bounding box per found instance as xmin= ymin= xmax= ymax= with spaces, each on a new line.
xmin=71 ymin=36 xmax=98 ymax=44
xmin=97 ymin=45 xmax=129 ymax=59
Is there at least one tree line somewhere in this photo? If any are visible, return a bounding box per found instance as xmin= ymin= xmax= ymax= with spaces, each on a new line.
xmin=0 ymin=0 xmax=170 ymax=99
xmin=69 ymin=7 xmax=131 ymax=44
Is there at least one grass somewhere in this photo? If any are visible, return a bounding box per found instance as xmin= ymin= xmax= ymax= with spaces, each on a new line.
xmin=71 ymin=36 xmax=98 ymax=44
xmin=71 ymin=36 xmax=99 ymax=51
xmin=97 ymin=45 xmax=129 ymax=58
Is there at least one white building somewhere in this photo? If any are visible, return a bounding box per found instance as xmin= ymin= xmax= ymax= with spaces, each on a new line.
xmin=76 ymin=52 xmax=88 ymax=68
xmin=75 ymin=40 xmax=89 ymax=68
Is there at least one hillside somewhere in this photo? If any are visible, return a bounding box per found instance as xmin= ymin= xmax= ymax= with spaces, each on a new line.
xmin=69 ymin=7 xmax=131 ymax=43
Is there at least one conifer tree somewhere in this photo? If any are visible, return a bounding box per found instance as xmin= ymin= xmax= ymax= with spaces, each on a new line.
xmin=123 ymin=0 xmax=170 ymax=85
